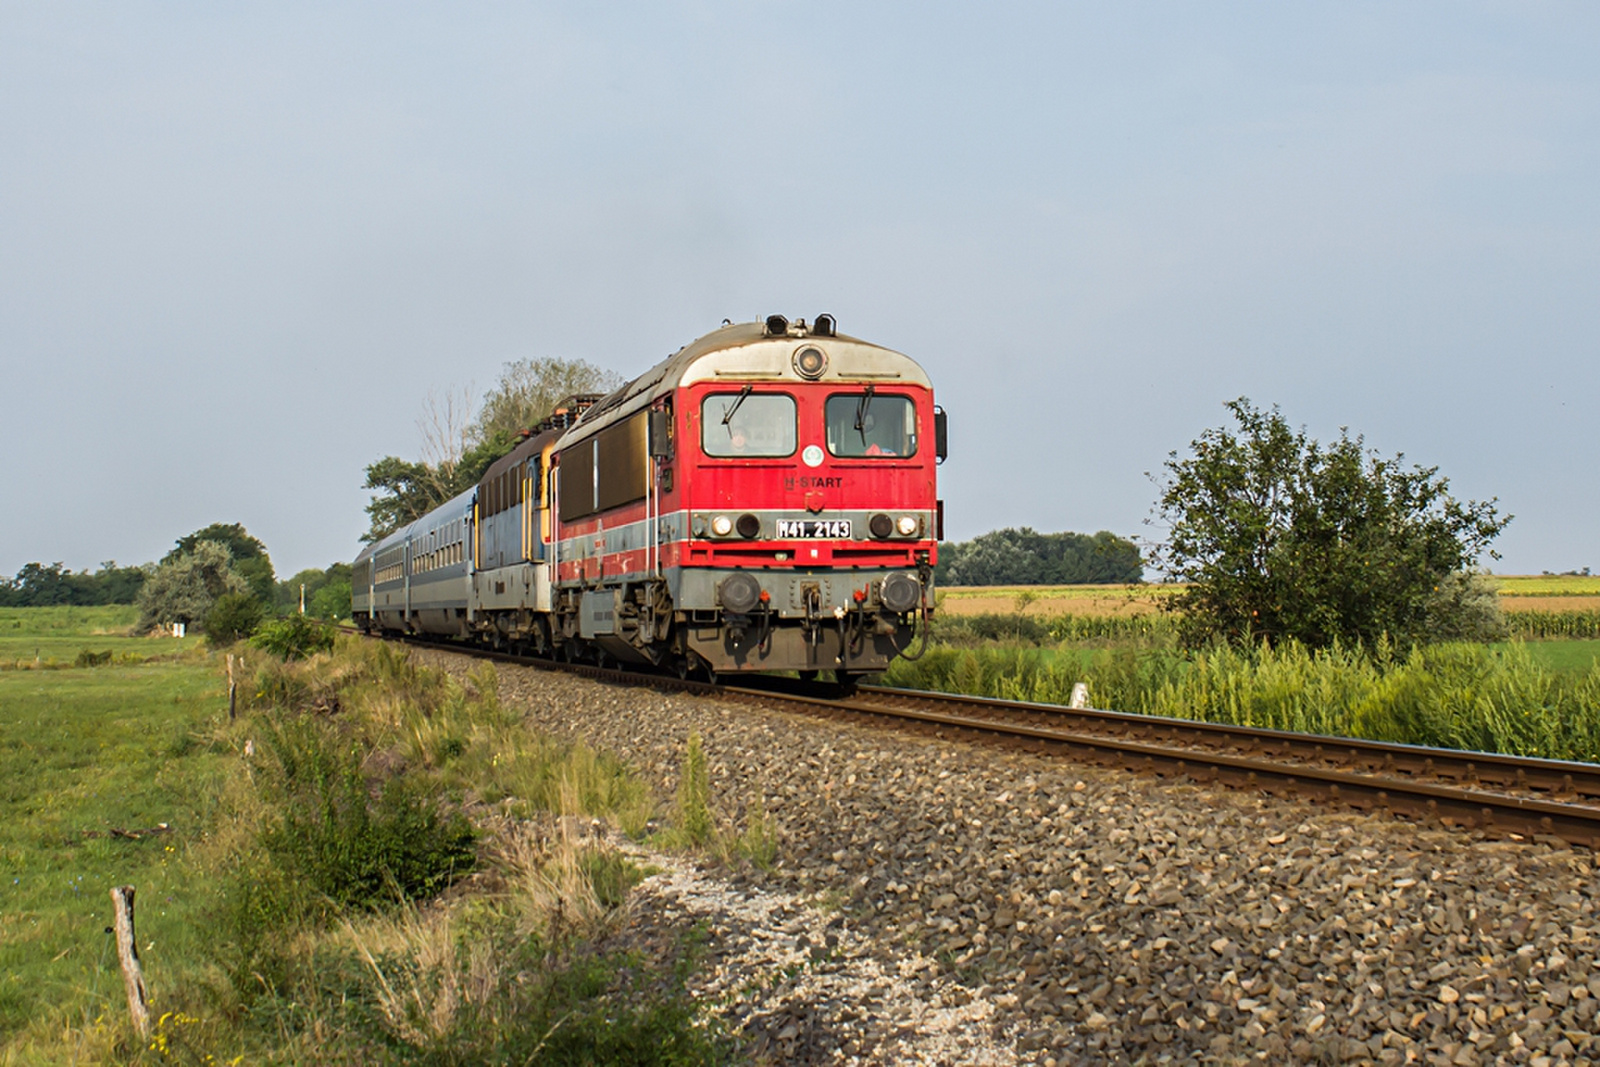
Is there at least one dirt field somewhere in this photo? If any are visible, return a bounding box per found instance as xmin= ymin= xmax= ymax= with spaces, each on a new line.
xmin=937 ymin=585 xmax=1171 ymax=617
xmin=1498 ymin=596 xmax=1600 ymax=613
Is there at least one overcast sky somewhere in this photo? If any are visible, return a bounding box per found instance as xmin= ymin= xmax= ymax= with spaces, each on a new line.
xmin=3 ymin=2 xmax=1595 ymax=579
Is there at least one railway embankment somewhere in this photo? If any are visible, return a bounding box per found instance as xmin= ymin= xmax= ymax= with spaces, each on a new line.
xmin=416 ymin=647 xmax=1600 ymax=1065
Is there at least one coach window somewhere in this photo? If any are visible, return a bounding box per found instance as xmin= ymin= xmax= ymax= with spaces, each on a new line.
xmin=826 ymin=393 xmax=918 ymax=458
xmin=701 ymin=392 xmax=797 ymax=457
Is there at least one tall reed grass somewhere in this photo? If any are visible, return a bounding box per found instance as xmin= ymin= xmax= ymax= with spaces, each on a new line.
xmin=941 ymin=606 xmax=1600 ymax=645
xmin=885 ymin=639 xmax=1600 ymax=762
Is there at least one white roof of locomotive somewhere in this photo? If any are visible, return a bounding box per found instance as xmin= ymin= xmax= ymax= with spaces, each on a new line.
xmin=555 ymin=320 xmax=931 ymax=445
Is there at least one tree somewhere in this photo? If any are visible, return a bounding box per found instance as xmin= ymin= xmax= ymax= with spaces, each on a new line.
xmin=362 ymin=357 xmax=619 ymax=541
xmin=467 ymin=357 xmax=620 ymax=449
xmin=164 ymin=523 xmax=276 ymax=605
xmin=1147 ymin=398 xmax=1511 ymax=649
xmin=136 ymin=541 xmax=249 ymax=632
xmin=275 ymin=562 xmax=352 ymax=614
xmin=309 ymin=579 xmax=351 ymax=620
xmin=362 ymin=456 xmax=461 ymax=543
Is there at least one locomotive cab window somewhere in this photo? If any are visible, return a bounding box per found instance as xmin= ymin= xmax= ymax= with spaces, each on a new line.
xmin=701 ymin=391 xmax=796 ymax=458
xmin=826 ymin=392 xmax=917 ymax=458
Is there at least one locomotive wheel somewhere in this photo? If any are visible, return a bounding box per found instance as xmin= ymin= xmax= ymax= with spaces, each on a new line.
xmin=797 ymin=670 xmax=819 ymax=684
xmin=834 ymin=670 xmax=863 ymax=696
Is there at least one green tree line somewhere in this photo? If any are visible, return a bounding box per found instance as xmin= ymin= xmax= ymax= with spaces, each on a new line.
xmin=0 ymin=561 xmax=151 ymax=607
xmin=4 ymin=522 xmax=351 ymax=639
xmin=935 ymin=528 xmax=1144 ymax=586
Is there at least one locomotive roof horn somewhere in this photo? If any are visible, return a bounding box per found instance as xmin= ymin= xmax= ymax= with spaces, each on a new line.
xmin=814 ymin=313 xmax=836 ymax=337
xmin=764 ymin=314 xmax=789 ymax=336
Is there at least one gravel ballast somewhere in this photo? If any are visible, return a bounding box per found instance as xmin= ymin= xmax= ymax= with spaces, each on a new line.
xmin=419 ymin=650 xmax=1600 ymax=1065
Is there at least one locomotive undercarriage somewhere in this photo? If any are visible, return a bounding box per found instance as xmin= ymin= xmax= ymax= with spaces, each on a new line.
xmin=547 ymin=566 xmax=929 ymax=677
xmin=363 ymin=562 xmax=930 ymax=685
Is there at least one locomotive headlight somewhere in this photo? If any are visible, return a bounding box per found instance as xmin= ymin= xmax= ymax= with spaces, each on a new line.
xmin=736 ymin=513 xmax=761 ymax=539
xmin=793 ymin=345 xmax=828 ymax=380
xmin=896 ymin=515 xmax=919 ymax=537
xmin=711 ymin=515 xmax=733 ymax=537
xmin=868 ymin=513 xmax=893 ymax=540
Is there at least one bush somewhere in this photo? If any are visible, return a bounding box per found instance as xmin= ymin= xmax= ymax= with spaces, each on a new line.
xmin=136 ymin=541 xmax=249 ymax=633
xmin=206 ymin=591 xmax=266 ymax=643
xmin=1149 ymin=398 xmax=1509 ymax=648
xmin=259 ymin=716 xmax=476 ymax=912
xmin=251 ymin=614 xmax=336 ymax=660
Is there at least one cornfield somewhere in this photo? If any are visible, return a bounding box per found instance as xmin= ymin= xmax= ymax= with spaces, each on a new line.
xmin=1505 ymin=610 xmax=1600 ymax=640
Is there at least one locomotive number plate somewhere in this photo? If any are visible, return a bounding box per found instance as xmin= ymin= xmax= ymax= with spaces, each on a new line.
xmin=776 ymin=519 xmax=852 ymax=539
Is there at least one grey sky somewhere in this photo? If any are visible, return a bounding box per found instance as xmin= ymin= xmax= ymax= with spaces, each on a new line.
xmin=3 ymin=2 xmax=1595 ymax=578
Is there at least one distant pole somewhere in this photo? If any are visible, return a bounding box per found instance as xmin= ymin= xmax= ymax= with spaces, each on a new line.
xmin=299 ymin=584 xmax=306 ymax=615
xmin=227 ymin=653 xmax=237 ymax=721
xmin=110 ymin=885 xmax=150 ymax=1037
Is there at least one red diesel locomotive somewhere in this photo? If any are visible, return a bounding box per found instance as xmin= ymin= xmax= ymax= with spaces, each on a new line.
xmin=353 ymin=314 xmax=945 ymax=684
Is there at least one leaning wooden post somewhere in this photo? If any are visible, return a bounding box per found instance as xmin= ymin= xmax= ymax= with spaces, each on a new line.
xmin=227 ymin=653 xmax=237 ymax=721
xmin=110 ymin=885 xmax=150 ymax=1037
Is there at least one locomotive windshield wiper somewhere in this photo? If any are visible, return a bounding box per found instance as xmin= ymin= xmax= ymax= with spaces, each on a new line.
xmin=854 ymin=385 xmax=876 ymax=444
xmin=722 ymin=384 xmax=754 ymax=429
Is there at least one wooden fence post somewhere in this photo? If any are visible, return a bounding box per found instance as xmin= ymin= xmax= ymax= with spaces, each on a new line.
xmin=110 ymin=885 xmax=150 ymax=1037
xmin=227 ymin=653 xmax=237 ymax=721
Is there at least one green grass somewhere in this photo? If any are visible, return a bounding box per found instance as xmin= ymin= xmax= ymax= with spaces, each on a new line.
xmin=1 ymin=609 xmax=734 ymax=1064
xmin=1514 ymin=639 xmax=1600 ymax=675
xmin=0 ymin=605 xmax=202 ymax=667
xmin=0 ymin=656 xmax=230 ymax=1044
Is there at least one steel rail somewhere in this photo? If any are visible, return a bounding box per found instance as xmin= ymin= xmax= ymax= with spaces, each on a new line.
xmin=757 ymin=687 xmax=1600 ymax=849
xmin=354 ymin=629 xmax=1600 ymax=849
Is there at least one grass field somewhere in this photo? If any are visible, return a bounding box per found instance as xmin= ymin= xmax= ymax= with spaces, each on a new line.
xmin=0 ymin=652 xmax=229 ymax=1044
xmin=0 ymin=605 xmax=201 ymax=668
xmin=1496 ymin=574 xmax=1600 ymax=596
xmin=1514 ymin=639 xmax=1600 ymax=674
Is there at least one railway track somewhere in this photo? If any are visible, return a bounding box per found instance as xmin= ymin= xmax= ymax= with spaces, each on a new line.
xmin=367 ymin=630 xmax=1600 ymax=849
